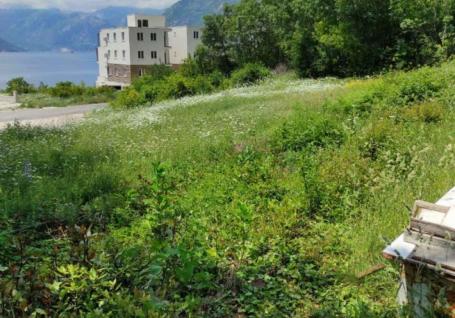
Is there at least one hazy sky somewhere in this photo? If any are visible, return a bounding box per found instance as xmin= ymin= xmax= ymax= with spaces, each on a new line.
xmin=0 ymin=0 xmax=179 ymax=11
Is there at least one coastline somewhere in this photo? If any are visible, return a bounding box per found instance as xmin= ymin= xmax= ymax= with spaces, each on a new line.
xmin=0 ymin=51 xmax=98 ymax=89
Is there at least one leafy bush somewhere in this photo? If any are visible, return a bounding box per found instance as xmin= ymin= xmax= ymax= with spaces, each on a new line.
xmin=208 ymin=70 xmax=225 ymax=87
xmin=144 ymin=64 xmax=174 ymax=80
xmin=188 ymin=75 xmax=214 ymax=95
xmin=112 ymin=69 xmax=221 ymax=109
xmin=230 ymin=63 xmax=271 ymax=86
xmin=274 ymin=113 xmax=345 ymax=152
xmin=326 ymin=91 xmax=376 ymax=115
xmin=178 ymin=56 xmax=202 ymax=78
xmin=140 ymin=83 xmax=160 ymax=104
xmin=394 ymin=69 xmax=443 ymax=106
xmin=5 ymin=77 xmax=35 ymax=94
xmin=14 ymin=81 xmax=117 ymax=108
xmin=49 ymin=81 xmax=84 ymax=98
xmin=404 ymin=101 xmax=444 ymax=123
xmin=156 ymin=74 xmax=213 ymax=100
xmin=47 ymin=264 xmax=117 ymax=315
xmin=132 ymin=65 xmax=174 ymax=92
xmin=159 ymin=74 xmax=195 ymax=99
xmin=110 ymin=87 xmax=145 ymax=109
xmin=359 ymin=120 xmax=395 ymax=161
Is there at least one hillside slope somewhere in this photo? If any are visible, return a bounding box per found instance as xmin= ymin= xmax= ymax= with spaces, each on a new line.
xmin=0 ymin=1 xmax=238 ymax=50
xmin=0 ymin=36 xmax=21 ymax=52
xmin=3 ymin=63 xmax=455 ymax=316
xmin=165 ymin=0 xmax=238 ymax=26
xmin=0 ymin=7 xmax=162 ymax=51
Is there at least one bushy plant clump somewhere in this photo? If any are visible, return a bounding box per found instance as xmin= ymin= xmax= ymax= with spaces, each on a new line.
xmin=7 ymin=78 xmax=117 ymax=108
xmin=230 ymin=63 xmax=271 ymax=87
xmin=111 ymin=62 xmax=271 ymax=109
xmin=196 ymin=0 xmax=455 ymax=77
xmin=3 ymin=61 xmax=455 ymax=316
xmin=5 ymin=77 xmax=35 ymax=94
xmin=111 ymin=86 xmax=145 ymax=109
xmin=273 ymin=112 xmax=345 ymax=152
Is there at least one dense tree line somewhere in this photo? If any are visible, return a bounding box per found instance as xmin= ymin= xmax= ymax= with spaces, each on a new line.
xmin=194 ymin=0 xmax=455 ymax=77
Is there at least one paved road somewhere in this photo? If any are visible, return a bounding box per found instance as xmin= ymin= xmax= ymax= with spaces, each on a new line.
xmin=0 ymin=103 xmax=107 ymax=128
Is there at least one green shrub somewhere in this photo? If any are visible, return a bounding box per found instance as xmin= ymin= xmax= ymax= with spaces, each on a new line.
xmin=113 ymin=71 xmax=219 ymax=109
xmin=110 ymin=87 xmax=145 ymax=109
xmin=49 ymin=81 xmax=84 ymax=98
xmin=159 ymin=74 xmax=195 ymax=99
xmin=388 ymin=68 xmax=443 ymax=106
xmin=230 ymin=63 xmax=271 ymax=86
xmin=179 ymin=56 xmax=201 ymax=78
xmin=188 ymin=75 xmax=214 ymax=94
xmin=274 ymin=113 xmax=345 ymax=152
xmin=404 ymin=101 xmax=444 ymax=123
xmin=5 ymin=77 xmax=35 ymax=94
xmin=132 ymin=65 xmax=174 ymax=91
xmin=359 ymin=120 xmax=394 ymax=160
xmin=208 ymin=70 xmax=225 ymax=88
xmin=326 ymin=92 xmax=376 ymax=115
xmin=141 ymin=84 xmax=160 ymax=104
xmin=144 ymin=64 xmax=174 ymax=80
xmin=48 ymin=264 xmax=117 ymax=315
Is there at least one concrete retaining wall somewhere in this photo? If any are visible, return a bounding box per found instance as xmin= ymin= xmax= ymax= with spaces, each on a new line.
xmin=0 ymin=95 xmax=15 ymax=103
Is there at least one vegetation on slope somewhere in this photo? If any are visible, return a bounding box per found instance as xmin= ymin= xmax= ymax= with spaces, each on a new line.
xmin=0 ymin=37 xmax=22 ymax=52
xmin=3 ymin=78 xmax=117 ymax=108
xmin=110 ymin=63 xmax=270 ymax=109
xmin=0 ymin=7 xmax=162 ymax=51
xmin=164 ymin=0 xmax=238 ymax=26
xmin=2 ymin=60 xmax=455 ymax=316
xmin=196 ymin=0 xmax=455 ymax=77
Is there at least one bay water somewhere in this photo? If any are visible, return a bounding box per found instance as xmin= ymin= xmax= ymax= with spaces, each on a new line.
xmin=0 ymin=51 xmax=98 ymax=89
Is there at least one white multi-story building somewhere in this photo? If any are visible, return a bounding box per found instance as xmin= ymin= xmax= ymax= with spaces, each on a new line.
xmin=96 ymin=15 xmax=202 ymax=88
xmin=168 ymin=26 xmax=202 ymax=65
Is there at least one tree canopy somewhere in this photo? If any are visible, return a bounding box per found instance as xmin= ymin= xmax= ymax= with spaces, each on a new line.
xmin=197 ymin=0 xmax=455 ymax=77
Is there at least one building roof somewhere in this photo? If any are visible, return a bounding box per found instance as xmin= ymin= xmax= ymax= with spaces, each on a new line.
xmin=384 ymin=187 xmax=455 ymax=278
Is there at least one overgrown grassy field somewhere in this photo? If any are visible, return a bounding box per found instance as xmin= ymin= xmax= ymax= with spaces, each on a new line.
xmin=18 ymin=91 xmax=115 ymax=108
xmin=2 ymin=62 xmax=455 ymax=316
xmin=2 ymin=80 xmax=118 ymax=108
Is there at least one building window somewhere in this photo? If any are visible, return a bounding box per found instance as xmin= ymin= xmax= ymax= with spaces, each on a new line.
xmin=142 ymin=20 xmax=149 ymax=27
xmin=151 ymin=51 xmax=157 ymax=59
xmin=113 ymin=33 xmax=117 ymax=42
xmin=106 ymin=33 xmax=110 ymax=41
xmin=164 ymin=32 xmax=169 ymax=47
xmin=193 ymin=31 xmax=199 ymax=39
xmin=138 ymin=51 xmax=144 ymax=59
xmin=138 ymin=20 xmax=142 ymax=28
xmin=139 ymin=68 xmax=145 ymax=76
xmin=137 ymin=32 xmax=144 ymax=41
xmin=114 ymin=50 xmax=117 ymax=59
xmin=107 ymin=50 xmax=111 ymax=58
xmin=122 ymin=50 xmax=126 ymax=59
xmin=174 ymin=51 xmax=177 ymax=57
xmin=151 ymin=33 xmax=157 ymax=41
xmin=121 ymin=32 xmax=125 ymax=41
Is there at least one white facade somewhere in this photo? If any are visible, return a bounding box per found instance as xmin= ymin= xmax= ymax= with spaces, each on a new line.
xmin=97 ymin=15 xmax=203 ymax=88
xmin=168 ymin=26 xmax=203 ymax=65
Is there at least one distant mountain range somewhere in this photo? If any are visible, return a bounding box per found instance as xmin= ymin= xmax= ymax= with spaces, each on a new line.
xmin=0 ymin=0 xmax=238 ymax=52
xmin=0 ymin=7 xmax=162 ymax=52
xmin=0 ymin=37 xmax=21 ymax=52
xmin=165 ymin=0 xmax=238 ymax=26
